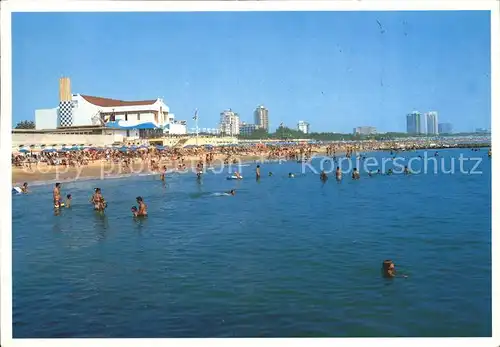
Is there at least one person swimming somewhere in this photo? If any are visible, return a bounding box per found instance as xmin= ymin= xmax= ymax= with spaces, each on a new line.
xmin=387 ymin=168 xmax=393 ymax=175
xmin=268 ymin=172 xmax=273 ymax=177
xmin=65 ymin=194 xmax=72 ymax=208
xmin=382 ymin=260 xmax=396 ymax=278
xmin=21 ymin=182 xmax=28 ymax=193
xmin=136 ymin=196 xmax=148 ymax=216
xmin=234 ymin=171 xmax=242 ymax=179
xmin=382 ymin=260 xmax=407 ymax=278
xmin=288 ymin=172 xmax=295 ymax=178
xmin=227 ymin=189 xmax=236 ymax=196
xmin=404 ymin=166 xmax=411 ymax=175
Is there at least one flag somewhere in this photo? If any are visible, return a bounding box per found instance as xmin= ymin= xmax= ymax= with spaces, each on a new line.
xmin=193 ymin=109 xmax=198 ymax=121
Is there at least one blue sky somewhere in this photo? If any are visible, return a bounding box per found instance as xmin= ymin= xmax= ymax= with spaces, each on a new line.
xmin=12 ymin=11 xmax=491 ymax=133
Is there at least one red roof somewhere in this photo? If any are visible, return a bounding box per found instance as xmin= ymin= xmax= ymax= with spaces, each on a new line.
xmin=81 ymin=94 xmax=158 ymax=107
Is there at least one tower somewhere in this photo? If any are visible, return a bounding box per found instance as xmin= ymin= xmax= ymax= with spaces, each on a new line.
xmin=58 ymin=77 xmax=73 ymax=127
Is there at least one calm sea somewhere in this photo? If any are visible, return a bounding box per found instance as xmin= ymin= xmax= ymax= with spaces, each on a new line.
xmin=12 ymin=149 xmax=491 ymax=337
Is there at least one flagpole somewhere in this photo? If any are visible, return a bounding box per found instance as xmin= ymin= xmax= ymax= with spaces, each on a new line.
xmin=195 ymin=109 xmax=199 ymax=146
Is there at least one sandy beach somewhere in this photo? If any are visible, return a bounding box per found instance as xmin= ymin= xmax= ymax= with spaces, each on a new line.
xmin=12 ymin=153 xmax=269 ymax=185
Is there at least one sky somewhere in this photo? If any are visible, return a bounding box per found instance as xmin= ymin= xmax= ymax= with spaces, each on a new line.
xmin=12 ymin=11 xmax=491 ymax=133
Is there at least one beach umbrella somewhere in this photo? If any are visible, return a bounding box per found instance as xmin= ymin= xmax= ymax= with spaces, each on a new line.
xmin=19 ymin=148 xmax=30 ymax=153
xmin=42 ymin=148 xmax=57 ymax=153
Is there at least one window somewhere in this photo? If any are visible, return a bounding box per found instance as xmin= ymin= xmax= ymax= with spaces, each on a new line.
xmin=126 ymin=130 xmax=130 ymax=137
xmin=137 ymin=114 xmax=141 ymax=121
xmin=110 ymin=115 xmax=116 ymax=122
xmin=125 ymin=113 xmax=128 ymax=121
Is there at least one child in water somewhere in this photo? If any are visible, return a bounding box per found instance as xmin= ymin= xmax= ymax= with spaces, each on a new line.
xmin=65 ymin=194 xmax=72 ymax=208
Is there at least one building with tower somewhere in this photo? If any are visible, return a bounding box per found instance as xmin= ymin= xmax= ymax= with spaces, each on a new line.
xmin=34 ymin=77 xmax=187 ymax=138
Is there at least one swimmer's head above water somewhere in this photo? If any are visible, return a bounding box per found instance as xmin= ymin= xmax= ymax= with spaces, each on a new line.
xmin=230 ymin=189 xmax=235 ymax=195
xmin=382 ymin=260 xmax=396 ymax=278
xmin=288 ymin=173 xmax=295 ymax=178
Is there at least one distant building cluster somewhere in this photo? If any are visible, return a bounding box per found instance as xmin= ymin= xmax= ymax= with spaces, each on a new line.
xmin=406 ymin=111 xmax=440 ymax=135
xmin=219 ymin=105 xmax=269 ymax=136
xmin=353 ymin=126 xmax=377 ymax=135
xmin=438 ymin=122 xmax=453 ymax=134
xmin=475 ymin=128 xmax=490 ymax=134
xmin=297 ymin=121 xmax=310 ymax=134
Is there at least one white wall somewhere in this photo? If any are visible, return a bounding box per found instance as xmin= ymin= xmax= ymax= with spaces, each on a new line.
xmin=12 ymin=133 xmax=121 ymax=147
xmin=35 ymin=108 xmax=58 ymax=130
xmin=165 ymin=123 xmax=187 ymax=135
xmin=71 ymin=95 xmax=101 ymax=126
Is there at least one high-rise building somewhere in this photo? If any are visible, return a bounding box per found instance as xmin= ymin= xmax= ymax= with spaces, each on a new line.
xmin=438 ymin=122 xmax=453 ymax=134
xmin=254 ymin=105 xmax=269 ymax=132
xmin=406 ymin=111 xmax=424 ymax=135
xmin=297 ymin=121 xmax=310 ymax=134
xmin=219 ymin=109 xmax=240 ymax=136
xmin=425 ymin=111 xmax=439 ymax=135
xmin=353 ymin=126 xmax=377 ymax=135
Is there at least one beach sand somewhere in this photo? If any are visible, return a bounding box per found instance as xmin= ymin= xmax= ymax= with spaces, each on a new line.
xmin=12 ymin=154 xmax=270 ymax=185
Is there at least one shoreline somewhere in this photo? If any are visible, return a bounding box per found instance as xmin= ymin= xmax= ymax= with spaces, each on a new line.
xmin=12 ymin=154 xmax=267 ymax=186
xmin=12 ymin=146 xmax=490 ymax=186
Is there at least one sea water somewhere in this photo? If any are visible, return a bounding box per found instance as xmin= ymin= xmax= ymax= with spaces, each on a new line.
xmin=12 ymin=149 xmax=492 ymax=337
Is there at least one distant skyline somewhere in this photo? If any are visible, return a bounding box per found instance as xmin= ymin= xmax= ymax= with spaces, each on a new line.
xmin=12 ymin=11 xmax=491 ymax=132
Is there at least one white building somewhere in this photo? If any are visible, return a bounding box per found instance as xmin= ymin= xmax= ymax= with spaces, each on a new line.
xmin=254 ymin=105 xmax=269 ymax=132
xmin=353 ymin=126 xmax=377 ymax=135
xmin=239 ymin=122 xmax=259 ymax=136
xmin=34 ymin=77 xmax=187 ymax=139
xmin=297 ymin=120 xmax=310 ymax=134
xmin=219 ymin=109 xmax=240 ymax=136
xmin=425 ymin=111 xmax=439 ymax=135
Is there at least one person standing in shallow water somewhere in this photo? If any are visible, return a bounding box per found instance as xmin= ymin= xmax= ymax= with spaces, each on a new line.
xmin=336 ymin=166 xmax=342 ymax=181
xmin=352 ymin=168 xmax=360 ymax=180
xmin=160 ymin=165 xmax=167 ymax=181
xmin=53 ymin=183 xmax=62 ymax=208
xmin=136 ymin=196 xmax=148 ymax=216
xmin=256 ymin=165 xmax=261 ymax=180
xmin=320 ymin=170 xmax=328 ymax=181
